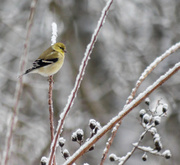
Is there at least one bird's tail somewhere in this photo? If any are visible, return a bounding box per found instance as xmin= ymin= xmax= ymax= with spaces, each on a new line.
xmin=18 ymin=68 xmax=34 ymax=79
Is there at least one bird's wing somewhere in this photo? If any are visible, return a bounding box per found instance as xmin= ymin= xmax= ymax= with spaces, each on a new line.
xmin=32 ymin=58 xmax=58 ymax=69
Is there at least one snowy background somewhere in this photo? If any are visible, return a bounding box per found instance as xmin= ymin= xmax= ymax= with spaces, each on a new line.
xmin=0 ymin=0 xmax=180 ymax=165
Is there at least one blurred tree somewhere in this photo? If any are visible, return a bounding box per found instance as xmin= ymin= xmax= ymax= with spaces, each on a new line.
xmin=0 ymin=0 xmax=180 ymax=165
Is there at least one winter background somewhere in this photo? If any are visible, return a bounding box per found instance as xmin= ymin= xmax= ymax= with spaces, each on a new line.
xmin=0 ymin=0 xmax=180 ymax=165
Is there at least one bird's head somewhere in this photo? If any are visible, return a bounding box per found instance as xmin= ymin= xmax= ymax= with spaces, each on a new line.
xmin=52 ymin=42 xmax=67 ymax=54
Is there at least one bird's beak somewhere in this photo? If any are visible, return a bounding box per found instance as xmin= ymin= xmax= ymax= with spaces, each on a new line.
xmin=64 ymin=50 xmax=67 ymax=53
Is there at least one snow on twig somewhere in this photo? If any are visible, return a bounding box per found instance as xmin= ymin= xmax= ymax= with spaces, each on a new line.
xmin=101 ymin=41 xmax=180 ymax=163
xmin=100 ymin=122 xmax=121 ymax=165
xmin=47 ymin=22 xmax=58 ymax=165
xmin=126 ymin=41 xmax=180 ymax=104
xmin=47 ymin=0 xmax=114 ymax=165
xmin=48 ymin=22 xmax=58 ymax=141
xmin=117 ymin=125 xmax=154 ymax=165
xmin=51 ymin=22 xmax=57 ymax=45
xmin=63 ymin=61 xmax=180 ymax=165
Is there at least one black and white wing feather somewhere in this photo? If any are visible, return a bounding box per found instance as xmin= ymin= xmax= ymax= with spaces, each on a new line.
xmin=33 ymin=58 xmax=58 ymax=68
xmin=24 ymin=58 xmax=58 ymax=75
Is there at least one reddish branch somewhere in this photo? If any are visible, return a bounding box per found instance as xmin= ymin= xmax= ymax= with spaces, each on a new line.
xmin=100 ymin=122 xmax=121 ymax=165
xmin=48 ymin=75 xmax=55 ymax=141
xmin=47 ymin=1 xmax=114 ymax=165
xmin=100 ymin=41 xmax=180 ymax=164
xmin=126 ymin=42 xmax=180 ymax=104
xmin=2 ymin=0 xmax=38 ymax=164
xmin=64 ymin=62 xmax=180 ymax=165
xmin=48 ymin=75 xmax=56 ymax=165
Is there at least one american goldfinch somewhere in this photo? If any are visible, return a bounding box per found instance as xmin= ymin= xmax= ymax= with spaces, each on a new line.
xmin=21 ymin=42 xmax=66 ymax=77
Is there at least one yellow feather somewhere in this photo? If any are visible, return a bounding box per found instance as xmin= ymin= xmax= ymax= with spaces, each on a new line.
xmin=22 ymin=42 xmax=66 ymax=77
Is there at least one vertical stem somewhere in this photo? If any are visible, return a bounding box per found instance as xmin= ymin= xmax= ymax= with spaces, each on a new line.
xmin=48 ymin=75 xmax=56 ymax=165
xmin=100 ymin=122 xmax=121 ymax=165
xmin=48 ymin=1 xmax=114 ymax=164
xmin=2 ymin=0 xmax=38 ymax=164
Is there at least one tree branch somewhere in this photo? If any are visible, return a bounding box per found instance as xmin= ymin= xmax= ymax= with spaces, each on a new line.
xmin=100 ymin=41 xmax=180 ymax=164
xmin=48 ymin=75 xmax=56 ymax=165
xmin=2 ymin=0 xmax=38 ymax=164
xmin=47 ymin=1 xmax=114 ymax=165
xmin=63 ymin=62 xmax=180 ymax=165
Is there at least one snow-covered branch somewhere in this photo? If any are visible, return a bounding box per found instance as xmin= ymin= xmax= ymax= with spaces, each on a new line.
xmin=46 ymin=22 xmax=58 ymax=165
xmin=2 ymin=1 xmax=38 ymax=164
xmin=102 ymin=41 xmax=180 ymax=162
xmin=47 ymin=0 xmax=114 ymax=165
xmin=126 ymin=41 xmax=180 ymax=104
xmin=63 ymin=61 xmax=180 ymax=165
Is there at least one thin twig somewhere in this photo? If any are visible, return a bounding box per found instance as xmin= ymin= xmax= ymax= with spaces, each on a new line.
xmin=120 ymin=125 xmax=154 ymax=165
xmin=48 ymin=75 xmax=56 ymax=165
xmin=48 ymin=75 xmax=55 ymax=141
xmin=2 ymin=1 xmax=38 ymax=164
xmin=63 ymin=62 xmax=180 ymax=165
xmin=47 ymin=22 xmax=58 ymax=165
xmin=133 ymin=145 xmax=165 ymax=157
xmin=126 ymin=42 xmax=180 ymax=104
xmin=100 ymin=122 xmax=121 ymax=165
xmin=47 ymin=1 xmax=113 ymax=165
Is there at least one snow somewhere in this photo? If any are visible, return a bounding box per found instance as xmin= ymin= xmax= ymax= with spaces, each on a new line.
xmin=41 ymin=156 xmax=48 ymax=163
xmin=128 ymin=41 xmax=180 ymax=104
xmin=153 ymin=116 xmax=161 ymax=125
xmin=63 ymin=61 xmax=180 ymax=164
xmin=51 ymin=22 xmax=57 ymax=45
xmin=143 ymin=114 xmax=151 ymax=124
xmin=149 ymin=127 xmax=157 ymax=135
xmin=112 ymin=123 xmax=120 ymax=132
xmin=162 ymin=103 xmax=168 ymax=112
xmin=30 ymin=0 xmax=38 ymax=8
xmin=47 ymin=1 xmax=114 ymax=164
xmin=76 ymin=129 xmax=84 ymax=136
xmin=162 ymin=150 xmax=171 ymax=157
xmin=153 ymin=133 xmax=160 ymax=140
xmin=89 ymin=119 xmax=97 ymax=128
xmin=58 ymin=137 xmax=66 ymax=144
xmin=145 ymin=97 xmax=150 ymax=104
xmin=48 ymin=1 xmax=180 ymax=164
xmin=109 ymin=153 xmax=118 ymax=161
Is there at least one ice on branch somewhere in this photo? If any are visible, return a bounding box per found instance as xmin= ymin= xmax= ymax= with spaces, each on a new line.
xmin=41 ymin=156 xmax=48 ymax=165
xmin=51 ymin=22 xmax=57 ymax=45
xmin=58 ymin=137 xmax=66 ymax=148
xmin=47 ymin=1 xmax=114 ymax=165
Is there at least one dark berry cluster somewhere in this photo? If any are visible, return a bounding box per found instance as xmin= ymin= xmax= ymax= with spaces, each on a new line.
xmin=109 ymin=98 xmax=171 ymax=164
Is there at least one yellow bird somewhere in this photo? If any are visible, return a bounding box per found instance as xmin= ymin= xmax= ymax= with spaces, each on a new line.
xmin=22 ymin=42 xmax=66 ymax=77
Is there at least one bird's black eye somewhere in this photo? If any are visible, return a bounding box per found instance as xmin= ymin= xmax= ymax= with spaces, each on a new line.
xmin=60 ymin=46 xmax=64 ymax=50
